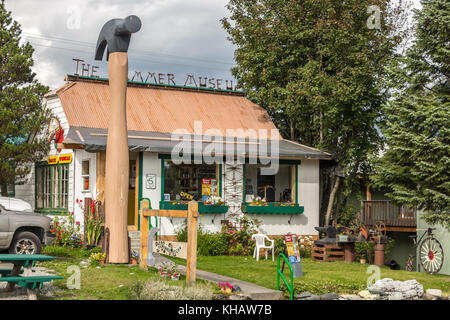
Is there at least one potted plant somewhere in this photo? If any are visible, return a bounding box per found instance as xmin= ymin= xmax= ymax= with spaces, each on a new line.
xmin=90 ymin=251 xmax=106 ymax=265
xmin=131 ymin=250 xmax=139 ymax=264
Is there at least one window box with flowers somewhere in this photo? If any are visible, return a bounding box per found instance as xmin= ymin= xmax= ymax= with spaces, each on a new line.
xmin=159 ymin=196 xmax=228 ymax=214
xmin=198 ymin=195 xmax=228 ymax=214
xmin=242 ymin=197 xmax=304 ymax=215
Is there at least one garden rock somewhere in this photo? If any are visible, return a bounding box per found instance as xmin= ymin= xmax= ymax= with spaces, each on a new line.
xmin=228 ymin=293 xmax=252 ymax=300
xmin=425 ymin=289 xmax=442 ymax=298
xmin=387 ymin=292 xmax=403 ymax=300
xmin=295 ymin=291 xmax=313 ymax=300
xmin=365 ymin=278 xmax=424 ymax=300
xmin=358 ymin=290 xmax=377 ymax=300
xmin=232 ymin=285 xmax=242 ymax=293
xmin=339 ymin=294 xmax=363 ymax=300
xmin=320 ymin=293 xmax=339 ymax=300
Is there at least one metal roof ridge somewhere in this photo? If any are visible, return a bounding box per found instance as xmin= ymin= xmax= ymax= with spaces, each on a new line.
xmin=64 ymin=74 xmax=247 ymax=96
xmin=282 ymin=138 xmax=332 ymax=156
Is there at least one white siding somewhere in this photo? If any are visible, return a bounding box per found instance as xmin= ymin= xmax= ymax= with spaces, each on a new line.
xmin=142 ymin=155 xmax=321 ymax=238
xmin=72 ymin=150 xmax=97 ymax=226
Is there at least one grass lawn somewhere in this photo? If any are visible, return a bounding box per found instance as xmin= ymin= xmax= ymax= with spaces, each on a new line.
xmin=171 ymin=255 xmax=450 ymax=296
xmin=38 ymin=246 xmax=214 ymax=300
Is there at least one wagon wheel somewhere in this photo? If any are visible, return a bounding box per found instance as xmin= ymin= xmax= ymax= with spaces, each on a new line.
xmin=419 ymin=237 xmax=444 ymax=274
xmin=375 ymin=221 xmax=387 ymax=236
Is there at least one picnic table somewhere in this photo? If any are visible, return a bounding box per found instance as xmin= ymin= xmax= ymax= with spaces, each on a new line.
xmin=0 ymin=254 xmax=63 ymax=300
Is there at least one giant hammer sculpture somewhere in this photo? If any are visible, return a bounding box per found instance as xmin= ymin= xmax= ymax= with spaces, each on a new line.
xmin=95 ymin=16 xmax=141 ymax=263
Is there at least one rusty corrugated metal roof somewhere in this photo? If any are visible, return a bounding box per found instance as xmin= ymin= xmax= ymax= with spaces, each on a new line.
xmin=55 ymin=77 xmax=280 ymax=139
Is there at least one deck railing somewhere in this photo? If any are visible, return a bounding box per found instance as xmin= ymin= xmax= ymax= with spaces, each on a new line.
xmin=360 ymin=200 xmax=416 ymax=228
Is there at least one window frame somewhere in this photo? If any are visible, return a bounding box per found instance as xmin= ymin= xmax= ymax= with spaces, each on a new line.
xmin=241 ymin=160 xmax=304 ymax=215
xmin=81 ymin=159 xmax=90 ymax=193
xmin=34 ymin=161 xmax=69 ymax=215
xmin=158 ymin=155 xmax=224 ymax=211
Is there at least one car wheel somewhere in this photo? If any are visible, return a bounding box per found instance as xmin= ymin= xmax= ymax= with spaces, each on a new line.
xmin=9 ymin=231 xmax=42 ymax=254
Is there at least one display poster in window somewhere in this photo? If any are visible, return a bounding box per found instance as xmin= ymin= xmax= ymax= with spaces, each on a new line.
xmin=210 ymin=179 xmax=217 ymax=195
xmin=201 ymin=178 xmax=211 ymax=202
xmin=284 ymin=234 xmax=303 ymax=277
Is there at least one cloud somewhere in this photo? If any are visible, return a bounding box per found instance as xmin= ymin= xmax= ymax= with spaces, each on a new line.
xmin=5 ymin=0 xmax=236 ymax=90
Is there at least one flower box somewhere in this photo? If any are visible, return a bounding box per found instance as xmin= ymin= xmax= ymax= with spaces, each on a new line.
xmin=198 ymin=202 xmax=229 ymax=214
xmin=159 ymin=201 xmax=188 ymax=210
xmin=159 ymin=201 xmax=228 ymax=214
xmin=242 ymin=202 xmax=304 ymax=215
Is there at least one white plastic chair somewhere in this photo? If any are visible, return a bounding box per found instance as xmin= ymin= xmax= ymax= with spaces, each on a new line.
xmin=252 ymin=234 xmax=274 ymax=262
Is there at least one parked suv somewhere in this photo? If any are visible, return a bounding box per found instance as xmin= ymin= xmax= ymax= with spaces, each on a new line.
xmin=0 ymin=197 xmax=55 ymax=254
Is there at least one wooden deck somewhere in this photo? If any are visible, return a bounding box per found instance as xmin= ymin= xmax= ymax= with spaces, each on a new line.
xmin=360 ymin=200 xmax=416 ymax=232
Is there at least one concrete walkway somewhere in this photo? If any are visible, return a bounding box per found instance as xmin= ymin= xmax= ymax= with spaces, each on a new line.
xmin=177 ymin=265 xmax=283 ymax=300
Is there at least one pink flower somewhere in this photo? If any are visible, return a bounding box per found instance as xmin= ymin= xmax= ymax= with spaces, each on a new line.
xmin=76 ymin=221 xmax=80 ymax=225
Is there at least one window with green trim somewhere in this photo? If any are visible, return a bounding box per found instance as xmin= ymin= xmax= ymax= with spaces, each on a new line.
xmin=244 ymin=164 xmax=295 ymax=203
xmin=35 ymin=162 xmax=69 ymax=211
xmin=163 ymin=160 xmax=218 ymax=202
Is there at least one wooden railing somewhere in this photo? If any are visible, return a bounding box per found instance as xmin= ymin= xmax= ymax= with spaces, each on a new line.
xmin=360 ymin=200 xmax=416 ymax=228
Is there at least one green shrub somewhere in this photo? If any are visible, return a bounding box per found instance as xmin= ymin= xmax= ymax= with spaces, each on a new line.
xmin=354 ymin=236 xmax=395 ymax=261
xmin=175 ymin=215 xmax=260 ymax=256
xmin=274 ymin=237 xmax=285 ymax=256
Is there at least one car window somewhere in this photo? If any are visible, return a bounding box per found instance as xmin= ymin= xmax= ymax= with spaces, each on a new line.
xmin=0 ymin=198 xmax=33 ymax=212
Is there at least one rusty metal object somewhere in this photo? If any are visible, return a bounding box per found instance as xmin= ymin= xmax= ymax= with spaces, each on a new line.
xmin=374 ymin=243 xmax=386 ymax=266
xmin=343 ymin=242 xmax=355 ymax=263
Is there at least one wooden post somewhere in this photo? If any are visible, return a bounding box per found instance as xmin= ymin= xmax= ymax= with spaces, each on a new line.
xmin=84 ymin=197 xmax=92 ymax=244
xmin=186 ymin=201 xmax=198 ymax=285
xmin=105 ymin=52 xmax=130 ymax=263
xmin=140 ymin=200 xmax=150 ymax=269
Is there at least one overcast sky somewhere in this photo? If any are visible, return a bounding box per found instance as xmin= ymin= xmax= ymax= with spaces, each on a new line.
xmin=6 ymin=0 xmax=421 ymax=91
xmin=6 ymin=0 xmax=236 ymax=90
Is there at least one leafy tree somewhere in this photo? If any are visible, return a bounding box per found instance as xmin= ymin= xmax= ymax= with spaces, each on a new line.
xmin=371 ymin=0 xmax=450 ymax=228
xmin=222 ymin=0 xmax=406 ymax=224
xmin=0 ymin=0 xmax=50 ymax=196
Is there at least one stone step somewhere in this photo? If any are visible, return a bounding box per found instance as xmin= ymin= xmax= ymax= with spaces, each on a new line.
xmin=128 ymin=231 xmax=141 ymax=239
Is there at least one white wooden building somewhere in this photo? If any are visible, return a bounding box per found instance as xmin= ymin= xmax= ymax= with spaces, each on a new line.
xmin=15 ymin=75 xmax=331 ymax=241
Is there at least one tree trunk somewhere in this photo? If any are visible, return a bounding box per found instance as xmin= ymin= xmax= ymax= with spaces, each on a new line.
xmin=0 ymin=180 xmax=8 ymax=197
xmin=325 ymin=175 xmax=341 ymax=226
xmin=319 ymin=110 xmax=323 ymax=146
xmin=332 ymin=191 xmax=347 ymax=224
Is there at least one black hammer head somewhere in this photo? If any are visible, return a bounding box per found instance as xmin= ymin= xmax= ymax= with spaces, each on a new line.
xmin=95 ymin=15 xmax=142 ymax=61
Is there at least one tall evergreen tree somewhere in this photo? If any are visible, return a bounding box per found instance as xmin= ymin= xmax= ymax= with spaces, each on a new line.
xmin=371 ymin=0 xmax=450 ymax=228
xmin=222 ymin=0 xmax=406 ymax=224
xmin=0 ymin=0 xmax=50 ymax=196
